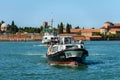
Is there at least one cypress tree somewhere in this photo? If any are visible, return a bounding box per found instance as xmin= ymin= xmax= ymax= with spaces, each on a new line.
xmin=8 ymin=21 xmax=18 ymax=34
xmin=58 ymin=22 xmax=64 ymax=34
xmin=66 ymin=23 xmax=71 ymax=33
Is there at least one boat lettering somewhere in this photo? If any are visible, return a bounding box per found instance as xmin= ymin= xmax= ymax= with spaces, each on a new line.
xmin=65 ymin=52 xmax=72 ymax=57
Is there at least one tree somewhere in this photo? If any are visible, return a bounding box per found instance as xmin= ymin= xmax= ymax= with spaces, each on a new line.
xmin=8 ymin=21 xmax=18 ymax=34
xmin=66 ymin=23 xmax=71 ymax=33
xmin=58 ymin=22 xmax=64 ymax=34
xmin=75 ymin=26 xmax=80 ymax=29
xmin=11 ymin=21 xmax=15 ymax=26
xmin=18 ymin=27 xmax=24 ymax=33
xmin=34 ymin=28 xmax=41 ymax=33
xmin=0 ymin=20 xmax=5 ymax=24
xmin=100 ymin=34 xmax=108 ymax=40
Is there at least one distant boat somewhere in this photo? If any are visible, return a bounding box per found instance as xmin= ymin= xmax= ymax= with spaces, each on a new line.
xmin=41 ymin=28 xmax=59 ymax=44
xmin=46 ymin=36 xmax=88 ymax=67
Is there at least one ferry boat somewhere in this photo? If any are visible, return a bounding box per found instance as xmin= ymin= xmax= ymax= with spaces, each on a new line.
xmin=46 ymin=36 xmax=88 ymax=67
xmin=41 ymin=28 xmax=59 ymax=44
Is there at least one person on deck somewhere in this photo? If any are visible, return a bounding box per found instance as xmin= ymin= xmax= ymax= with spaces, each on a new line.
xmin=79 ymin=40 xmax=84 ymax=48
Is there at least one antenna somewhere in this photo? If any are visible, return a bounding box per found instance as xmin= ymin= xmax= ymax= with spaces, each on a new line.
xmin=51 ymin=18 xmax=53 ymax=27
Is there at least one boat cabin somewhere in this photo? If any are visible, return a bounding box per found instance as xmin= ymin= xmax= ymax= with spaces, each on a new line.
xmin=48 ymin=36 xmax=84 ymax=53
xmin=59 ymin=36 xmax=74 ymax=44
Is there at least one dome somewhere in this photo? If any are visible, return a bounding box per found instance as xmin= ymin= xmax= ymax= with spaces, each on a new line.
xmin=103 ymin=22 xmax=114 ymax=28
xmin=1 ymin=23 xmax=7 ymax=28
xmin=1 ymin=23 xmax=7 ymax=31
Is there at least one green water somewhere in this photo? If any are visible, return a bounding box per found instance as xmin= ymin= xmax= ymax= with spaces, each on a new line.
xmin=0 ymin=41 xmax=120 ymax=80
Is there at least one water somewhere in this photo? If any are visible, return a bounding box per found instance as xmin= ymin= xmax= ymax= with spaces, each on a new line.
xmin=0 ymin=41 xmax=120 ymax=80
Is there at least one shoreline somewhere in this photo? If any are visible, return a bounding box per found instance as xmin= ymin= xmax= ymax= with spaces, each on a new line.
xmin=0 ymin=39 xmax=42 ymax=42
xmin=0 ymin=39 xmax=120 ymax=42
xmin=1 ymin=33 xmax=120 ymax=42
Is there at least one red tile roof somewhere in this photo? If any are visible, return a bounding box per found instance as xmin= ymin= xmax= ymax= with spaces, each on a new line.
xmin=63 ymin=28 xmax=81 ymax=33
xmin=81 ymin=29 xmax=100 ymax=33
xmin=114 ymin=24 xmax=120 ymax=27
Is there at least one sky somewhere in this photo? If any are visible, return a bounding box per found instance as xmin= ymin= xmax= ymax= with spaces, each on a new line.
xmin=0 ymin=0 xmax=120 ymax=28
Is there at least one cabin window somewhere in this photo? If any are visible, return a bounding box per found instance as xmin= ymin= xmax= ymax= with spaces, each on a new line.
xmin=65 ymin=38 xmax=71 ymax=44
xmin=51 ymin=37 xmax=53 ymax=39
xmin=45 ymin=37 xmax=47 ymax=39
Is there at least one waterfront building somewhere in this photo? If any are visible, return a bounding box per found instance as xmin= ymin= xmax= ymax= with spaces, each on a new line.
xmin=63 ymin=21 xmax=120 ymax=40
xmin=101 ymin=22 xmax=120 ymax=35
xmin=81 ymin=29 xmax=100 ymax=37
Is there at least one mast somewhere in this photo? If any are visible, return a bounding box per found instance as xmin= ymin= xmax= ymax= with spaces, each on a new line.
xmin=51 ymin=19 xmax=53 ymax=28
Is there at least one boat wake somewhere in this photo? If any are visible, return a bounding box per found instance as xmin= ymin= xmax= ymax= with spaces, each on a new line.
xmin=33 ymin=44 xmax=47 ymax=47
xmin=49 ymin=63 xmax=88 ymax=69
xmin=22 ymin=53 xmax=46 ymax=58
xmin=85 ymin=60 xmax=104 ymax=65
xmin=37 ymin=60 xmax=47 ymax=65
xmin=90 ymin=53 xmax=106 ymax=56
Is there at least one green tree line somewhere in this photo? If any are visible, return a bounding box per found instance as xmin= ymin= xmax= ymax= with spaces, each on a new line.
xmin=0 ymin=21 xmax=43 ymax=34
xmin=0 ymin=21 xmax=74 ymax=34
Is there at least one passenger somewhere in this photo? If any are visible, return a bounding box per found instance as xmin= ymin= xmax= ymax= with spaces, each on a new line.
xmin=79 ymin=40 xmax=84 ymax=48
xmin=50 ymin=38 xmax=55 ymax=45
xmin=48 ymin=45 xmax=52 ymax=55
xmin=79 ymin=40 xmax=84 ymax=44
xmin=65 ymin=38 xmax=71 ymax=44
xmin=68 ymin=38 xmax=71 ymax=44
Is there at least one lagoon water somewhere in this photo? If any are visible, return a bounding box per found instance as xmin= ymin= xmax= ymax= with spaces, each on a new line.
xmin=0 ymin=41 xmax=120 ymax=80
